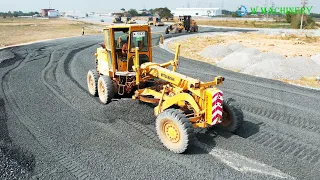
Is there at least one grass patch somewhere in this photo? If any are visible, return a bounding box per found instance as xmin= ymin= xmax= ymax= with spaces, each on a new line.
xmin=0 ymin=17 xmax=105 ymax=47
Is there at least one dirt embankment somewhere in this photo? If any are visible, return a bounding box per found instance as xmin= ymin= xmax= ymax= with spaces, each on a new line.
xmin=0 ymin=18 xmax=105 ymax=47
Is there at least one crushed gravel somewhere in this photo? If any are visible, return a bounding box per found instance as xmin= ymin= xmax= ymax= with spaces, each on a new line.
xmin=216 ymin=47 xmax=261 ymax=71
xmin=199 ymin=45 xmax=233 ymax=59
xmin=199 ymin=42 xmax=320 ymax=80
xmin=311 ymin=53 xmax=320 ymax=66
xmin=227 ymin=43 xmax=245 ymax=52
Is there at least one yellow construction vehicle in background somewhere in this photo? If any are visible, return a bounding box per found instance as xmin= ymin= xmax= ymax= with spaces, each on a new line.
xmin=87 ymin=24 xmax=243 ymax=153
xmin=165 ymin=15 xmax=198 ymax=34
xmin=147 ymin=16 xmax=154 ymax=25
xmin=113 ymin=16 xmax=124 ymax=23
xmin=125 ymin=17 xmax=137 ymax=24
xmin=147 ymin=16 xmax=164 ymax=26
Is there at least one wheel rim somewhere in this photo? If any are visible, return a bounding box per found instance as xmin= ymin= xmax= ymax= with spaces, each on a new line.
xmin=99 ymin=79 xmax=105 ymax=97
xmin=162 ymin=120 xmax=180 ymax=143
xmin=220 ymin=110 xmax=232 ymax=127
xmin=88 ymin=74 xmax=94 ymax=92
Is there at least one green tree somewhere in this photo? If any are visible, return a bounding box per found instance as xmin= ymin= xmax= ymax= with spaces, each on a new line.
xmin=127 ymin=9 xmax=138 ymax=17
xmin=286 ymin=12 xmax=293 ymax=23
xmin=121 ymin=8 xmax=125 ymax=11
xmin=7 ymin=11 xmax=12 ymax=17
xmin=148 ymin=9 xmax=154 ymax=16
xmin=290 ymin=14 xmax=316 ymax=29
xmin=153 ymin=7 xmax=173 ymax=20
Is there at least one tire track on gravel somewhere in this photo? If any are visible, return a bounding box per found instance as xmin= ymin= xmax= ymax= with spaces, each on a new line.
xmin=240 ymin=111 xmax=320 ymax=165
xmin=2 ymin=48 xmax=97 ymax=180
xmin=241 ymin=104 xmax=320 ymax=134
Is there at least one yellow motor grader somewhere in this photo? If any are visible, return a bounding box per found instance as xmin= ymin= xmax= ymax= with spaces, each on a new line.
xmin=147 ymin=16 xmax=164 ymax=26
xmin=165 ymin=15 xmax=198 ymax=34
xmin=87 ymin=24 xmax=243 ymax=153
xmin=112 ymin=16 xmax=124 ymax=23
xmin=125 ymin=17 xmax=137 ymax=24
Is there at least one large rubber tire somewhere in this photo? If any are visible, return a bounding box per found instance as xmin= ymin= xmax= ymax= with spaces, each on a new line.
xmin=87 ymin=69 xmax=99 ymax=96
xmin=156 ymin=109 xmax=195 ymax=153
xmin=97 ymin=75 xmax=114 ymax=104
xmin=217 ymin=98 xmax=244 ymax=133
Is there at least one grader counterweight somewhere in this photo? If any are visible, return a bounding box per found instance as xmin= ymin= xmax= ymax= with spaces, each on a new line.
xmin=87 ymin=24 xmax=243 ymax=153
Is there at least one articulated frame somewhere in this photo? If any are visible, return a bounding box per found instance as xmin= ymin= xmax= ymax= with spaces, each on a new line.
xmin=132 ymin=45 xmax=225 ymax=128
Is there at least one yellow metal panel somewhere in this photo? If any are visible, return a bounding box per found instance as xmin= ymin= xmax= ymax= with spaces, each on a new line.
xmin=154 ymin=92 xmax=201 ymax=115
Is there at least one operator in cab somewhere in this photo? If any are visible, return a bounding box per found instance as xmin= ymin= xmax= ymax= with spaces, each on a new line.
xmin=122 ymin=36 xmax=129 ymax=57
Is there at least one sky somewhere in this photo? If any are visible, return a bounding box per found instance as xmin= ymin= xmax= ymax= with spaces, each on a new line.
xmin=1 ymin=0 xmax=319 ymax=14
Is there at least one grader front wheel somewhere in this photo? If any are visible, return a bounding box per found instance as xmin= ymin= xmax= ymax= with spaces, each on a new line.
xmin=97 ymin=75 xmax=114 ymax=104
xmin=87 ymin=69 xmax=99 ymax=96
xmin=156 ymin=109 xmax=195 ymax=153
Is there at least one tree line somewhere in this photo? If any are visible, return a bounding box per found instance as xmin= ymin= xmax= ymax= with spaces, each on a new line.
xmin=119 ymin=7 xmax=173 ymax=20
xmin=0 ymin=11 xmax=39 ymax=18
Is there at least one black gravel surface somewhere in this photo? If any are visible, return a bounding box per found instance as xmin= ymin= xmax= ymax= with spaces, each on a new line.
xmin=0 ymin=26 xmax=319 ymax=180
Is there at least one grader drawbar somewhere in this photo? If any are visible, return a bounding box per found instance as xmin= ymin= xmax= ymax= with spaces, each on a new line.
xmin=87 ymin=24 xmax=243 ymax=153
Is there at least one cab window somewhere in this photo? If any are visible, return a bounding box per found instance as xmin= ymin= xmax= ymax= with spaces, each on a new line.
xmin=130 ymin=31 xmax=148 ymax=52
xmin=114 ymin=30 xmax=129 ymax=49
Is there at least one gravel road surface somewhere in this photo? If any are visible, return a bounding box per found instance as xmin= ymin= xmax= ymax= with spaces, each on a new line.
xmin=0 ymin=26 xmax=319 ymax=180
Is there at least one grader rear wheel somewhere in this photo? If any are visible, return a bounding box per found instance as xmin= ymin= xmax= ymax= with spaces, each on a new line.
xmin=87 ymin=69 xmax=99 ymax=96
xmin=97 ymin=75 xmax=114 ymax=104
xmin=156 ymin=109 xmax=195 ymax=153
xmin=218 ymin=98 xmax=244 ymax=133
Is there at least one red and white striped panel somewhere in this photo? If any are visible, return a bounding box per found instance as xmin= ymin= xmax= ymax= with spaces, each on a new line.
xmin=211 ymin=91 xmax=223 ymax=125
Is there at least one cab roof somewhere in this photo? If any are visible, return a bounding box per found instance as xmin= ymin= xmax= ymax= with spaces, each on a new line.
xmin=103 ymin=24 xmax=150 ymax=30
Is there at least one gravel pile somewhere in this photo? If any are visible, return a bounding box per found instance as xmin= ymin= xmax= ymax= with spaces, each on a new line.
xmin=311 ymin=53 xmax=320 ymax=66
xmin=227 ymin=43 xmax=245 ymax=52
xmin=241 ymin=56 xmax=320 ymax=80
xmin=210 ymin=44 xmax=320 ymax=80
xmin=241 ymin=58 xmax=294 ymax=79
xmin=199 ymin=45 xmax=233 ymax=59
xmin=216 ymin=47 xmax=262 ymax=71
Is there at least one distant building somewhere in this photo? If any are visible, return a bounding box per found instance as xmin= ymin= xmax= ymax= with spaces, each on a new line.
xmin=172 ymin=8 xmax=222 ymax=17
xmin=48 ymin=10 xmax=59 ymax=18
xmin=41 ymin=9 xmax=55 ymax=17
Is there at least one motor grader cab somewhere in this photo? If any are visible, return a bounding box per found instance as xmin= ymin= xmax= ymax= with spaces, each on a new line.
xmin=87 ymin=24 xmax=243 ymax=154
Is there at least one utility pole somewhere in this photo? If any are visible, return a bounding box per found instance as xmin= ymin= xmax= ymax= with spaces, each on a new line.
xmin=221 ymin=0 xmax=224 ymax=10
xmin=265 ymin=0 xmax=269 ymax=20
xmin=187 ymin=2 xmax=190 ymax=8
xmin=49 ymin=0 xmax=51 ymax=9
xmin=271 ymin=1 xmax=275 ymax=18
xmin=300 ymin=0 xmax=308 ymax=30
